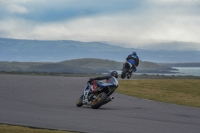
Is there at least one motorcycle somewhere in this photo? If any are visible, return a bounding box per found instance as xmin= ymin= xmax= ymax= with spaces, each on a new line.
xmin=76 ymin=79 xmax=118 ymax=109
xmin=121 ymin=61 xmax=136 ymax=79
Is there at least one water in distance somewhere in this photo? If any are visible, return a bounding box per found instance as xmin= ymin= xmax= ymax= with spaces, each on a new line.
xmin=171 ymin=67 xmax=200 ymax=77
xmin=109 ymin=67 xmax=200 ymax=77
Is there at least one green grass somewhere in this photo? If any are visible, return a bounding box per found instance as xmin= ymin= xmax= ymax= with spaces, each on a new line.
xmin=0 ymin=124 xmax=77 ymax=133
xmin=117 ymin=79 xmax=200 ymax=108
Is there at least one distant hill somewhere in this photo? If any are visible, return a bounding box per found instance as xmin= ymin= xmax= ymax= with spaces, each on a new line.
xmin=139 ymin=41 xmax=200 ymax=51
xmin=1 ymin=38 xmax=200 ymax=63
xmin=159 ymin=63 xmax=200 ymax=67
xmin=0 ymin=58 xmax=174 ymax=74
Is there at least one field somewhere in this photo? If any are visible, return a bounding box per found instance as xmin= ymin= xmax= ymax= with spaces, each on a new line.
xmin=117 ymin=79 xmax=200 ymax=108
xmin=0 ymin=124 xmax=76 ymax=133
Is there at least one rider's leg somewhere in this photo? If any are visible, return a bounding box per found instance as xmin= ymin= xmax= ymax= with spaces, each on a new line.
xmin=131 ymin=65 xmax=137 ymax=72
xmin=83 ymin=83 xmax=93 ymax=102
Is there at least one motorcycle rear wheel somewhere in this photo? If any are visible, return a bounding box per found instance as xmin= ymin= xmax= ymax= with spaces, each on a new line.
xmin=76 ymin=95 xmax=83 ymax=107
xmin=91 ymin=92 xmax=107 ymax=109
xmin=121 ymin=68 xmax=128 ymax=79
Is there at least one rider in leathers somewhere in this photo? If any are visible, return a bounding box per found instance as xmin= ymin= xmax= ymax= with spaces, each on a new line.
xmin=126 ymin=51 xmax=139 ymax=72
xmin=83 ymin=71 xmax=119 ymax=104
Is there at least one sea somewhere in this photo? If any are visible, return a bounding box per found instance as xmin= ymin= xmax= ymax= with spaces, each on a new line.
xmin=110 ymin=67 xmax=200 ymax=77
xmin=171 ymin=67 xmax=200 ymax=77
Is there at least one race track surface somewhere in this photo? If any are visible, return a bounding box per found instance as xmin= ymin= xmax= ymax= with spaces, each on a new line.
xmin=0 ymin=75 xmax=200 ymax=133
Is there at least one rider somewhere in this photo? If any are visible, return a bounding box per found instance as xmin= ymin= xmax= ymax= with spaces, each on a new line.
xmin=83 ymin=71 xmax=119 ymax=103
xmin=126 ymin=51 xmax=139 ymax=72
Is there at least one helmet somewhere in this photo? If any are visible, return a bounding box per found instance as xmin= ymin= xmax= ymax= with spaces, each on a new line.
xmin=132 ymin=51 xmax=137 ymax=56
xmin=110 ymin=71 xmax=118 ymax=78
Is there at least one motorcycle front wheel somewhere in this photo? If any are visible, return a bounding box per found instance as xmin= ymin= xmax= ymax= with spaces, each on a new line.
xmin=91 ymin=92 xmax=107 ymax=109
xmin=121 ymin=68 xmax=128 ymax=79
xmin=76 ymin=95 xmax=83 ymax=107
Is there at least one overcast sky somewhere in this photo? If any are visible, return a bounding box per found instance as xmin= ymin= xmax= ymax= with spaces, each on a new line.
xmin=0 ymin=0 xmax=200 ymax=48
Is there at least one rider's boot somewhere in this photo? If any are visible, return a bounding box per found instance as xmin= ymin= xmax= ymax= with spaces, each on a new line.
xmin=132 ymin=67 xmax=137 ymax=72
xmin=104 ymin=96 xmax=114 ymax=105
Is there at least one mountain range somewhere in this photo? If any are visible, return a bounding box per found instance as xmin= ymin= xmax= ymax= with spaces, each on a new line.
xmin=1 ymin=38 xmax=200 ymax=63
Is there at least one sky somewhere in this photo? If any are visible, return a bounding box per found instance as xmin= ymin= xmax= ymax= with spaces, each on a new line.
xmin=0 ymin=0 xmax=200 ymax=49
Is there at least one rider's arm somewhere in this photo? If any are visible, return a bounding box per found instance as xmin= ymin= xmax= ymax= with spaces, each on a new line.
xmin=92 ymin=75 xmax=112 ymax=80
xmin=126 ymin=55 xmax=131 ymax=61
xmin=89 ymin=75 xmax=111 ymax=83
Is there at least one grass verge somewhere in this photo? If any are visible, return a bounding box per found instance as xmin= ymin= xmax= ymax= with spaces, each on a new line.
xmin=0 ymin=124 xmax=77 ymax=133
xmin=117 ymin=79 xmax=200 ymax=108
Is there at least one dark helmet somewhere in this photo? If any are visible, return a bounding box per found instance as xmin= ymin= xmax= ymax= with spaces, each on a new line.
xmin=110 ymin=71 xmax=118 ymax=78
xmin=132 ymin=51 xmax=137 ymax=56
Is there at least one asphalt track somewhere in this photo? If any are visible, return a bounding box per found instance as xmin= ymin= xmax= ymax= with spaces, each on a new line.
xmin=0 ymin=75 xmax=200 ymax=133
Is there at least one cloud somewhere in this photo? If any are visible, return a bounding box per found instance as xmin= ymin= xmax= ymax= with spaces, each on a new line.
xmin=0 ymin=0 xmax=200 ymax=50
xmin=150 ymin=0 xmax=199 ymax=3
xmin=1 ymin=0 xmax=34 ymax=4
xmin=6 ymin=4 xmax=28 ymax=14
xmin=1 ymin=12 xmax=200 ymax=46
